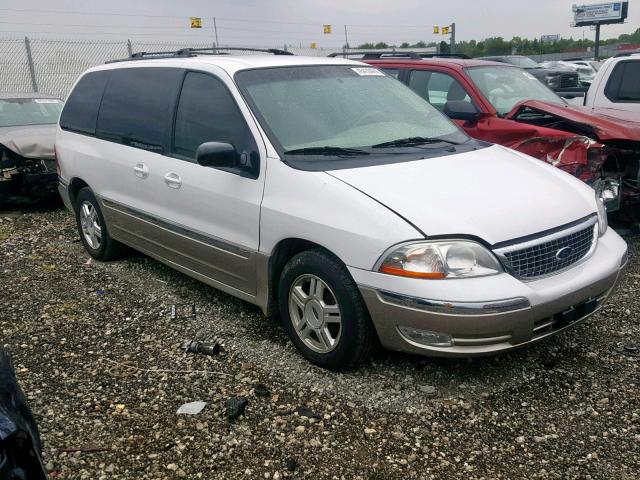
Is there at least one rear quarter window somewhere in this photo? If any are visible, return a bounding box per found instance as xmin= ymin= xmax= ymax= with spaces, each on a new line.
xmin=96 ymin=67 xmax=183 ymax=153
xmin=605 ymin=61 xmax=640 ymax=102
xmin=59 ymin=71 xmax=110 ymax=135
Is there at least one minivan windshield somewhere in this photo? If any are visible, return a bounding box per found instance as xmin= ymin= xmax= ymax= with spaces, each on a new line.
xmin=0 ymin=98 xmax=63 ymax=127
xmin=467 ymin=66 xmax=564 ymax=115
xmin=235 ymin=65 xmax=469 ymax=156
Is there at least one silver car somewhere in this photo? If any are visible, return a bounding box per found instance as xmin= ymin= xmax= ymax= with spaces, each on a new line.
xmin=0 ymin=93 xmax=63 ymax=202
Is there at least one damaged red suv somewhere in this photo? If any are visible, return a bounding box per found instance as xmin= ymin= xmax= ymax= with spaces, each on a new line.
xmin=358 ymin=53 xmax=640 ymax=219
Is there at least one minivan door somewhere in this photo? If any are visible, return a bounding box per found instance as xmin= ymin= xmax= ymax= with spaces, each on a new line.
xmin=93 ymin=67 xmax=184 ymax=248
xmin=140 ymin=69 xmax=267 ymax=297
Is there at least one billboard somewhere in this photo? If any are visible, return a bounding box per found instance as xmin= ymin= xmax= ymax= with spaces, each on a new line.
xmin=572 ymin=2 xmax=628 ymax=26
xmin=541 ymin=34 xmax=561 ymax=42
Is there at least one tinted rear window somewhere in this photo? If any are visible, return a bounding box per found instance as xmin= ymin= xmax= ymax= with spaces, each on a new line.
xmin=96 ymin=67 xmax=183 ymax=153
xmin=59 ymin=71 xmax=109 ymax=135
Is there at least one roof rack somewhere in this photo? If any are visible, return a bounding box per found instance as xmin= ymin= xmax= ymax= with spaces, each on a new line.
xmin=327 ymin=51 xmax=471 ymax=60
xmin=107 ymin=47 xmax=293 ymax=63
xmin=328 ymin=51 xmax=422 ymax=59
xmin=419 ymin=53 xmax=471 ymax=59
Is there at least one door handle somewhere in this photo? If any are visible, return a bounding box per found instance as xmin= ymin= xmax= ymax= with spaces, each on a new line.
xmin=164 ymin=172 xmax=182 ymax=189
xmin=133 ymin=163 xmax=149 ymax=178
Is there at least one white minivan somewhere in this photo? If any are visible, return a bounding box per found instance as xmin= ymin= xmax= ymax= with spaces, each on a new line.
xmin=56 ymin=49 xmax=628 ymax=370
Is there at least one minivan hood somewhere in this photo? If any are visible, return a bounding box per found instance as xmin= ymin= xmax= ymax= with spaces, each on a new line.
xmin=508 ymin=100 xmax=640 ymax=141
xmin=327 ymin=145 xmax=595 ymax=245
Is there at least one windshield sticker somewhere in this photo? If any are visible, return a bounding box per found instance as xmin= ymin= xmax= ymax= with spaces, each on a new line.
xmin=34 ymin=99 xmax=61 ymax=104
xmin=351 ymin=67 xmax=385 ymax=76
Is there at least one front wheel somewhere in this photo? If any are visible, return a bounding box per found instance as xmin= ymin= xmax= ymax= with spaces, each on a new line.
xmin=278 ymin=249 xmax=376 ymax=371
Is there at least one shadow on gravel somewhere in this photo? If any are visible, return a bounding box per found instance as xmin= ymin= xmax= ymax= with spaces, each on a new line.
xmin=0 ymin=197 xmax=63 ymax=214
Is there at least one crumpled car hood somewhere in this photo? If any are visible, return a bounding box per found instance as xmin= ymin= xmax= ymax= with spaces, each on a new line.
xmin=0 ymin=125 xmax=56 ymax=159
xmin=508 ymin=100 xmax=640 ymax=142
xmin=327 ymin=144 xmax=595 ymax=245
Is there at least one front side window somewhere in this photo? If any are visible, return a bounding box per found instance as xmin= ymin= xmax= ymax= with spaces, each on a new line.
xmin=173 ymin=72 xmax=257 ymax=161
xmin=408 ymin=70 xmax=472 ymax=111
xmin=605 ymin=61 xmax=640 ymax=102
xmin=1 ymin=98 xmax=63 ymax=128
xmin=235 ymin=65 xmax=468 ymax=159
xmin=467 ymin=66 xmax=563 ymax=115
xmin=96 ymin=67 xmax=183 ymax=153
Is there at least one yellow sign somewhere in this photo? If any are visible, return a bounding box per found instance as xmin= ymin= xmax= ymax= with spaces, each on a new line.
xmin=190 ymin=17 xmax=202 ymax=28
xmin=442 ymin=26 xmax=450 ymax=35
xmin=310 ymin=42 xmax=317 ymax=49
xmin=433 ymin=26 xmax=439 ymax=34
xmin=323 ymin=24 xmax=332 ymax=34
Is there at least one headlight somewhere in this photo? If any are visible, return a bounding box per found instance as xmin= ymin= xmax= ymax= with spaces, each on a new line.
xmin=593 ymin=177 xmax=621 ymax=212
xmin=596 ymin=193 xmax=608 ymax=237
xmin=378 ymin=241 xmax=503 ymax=279
xmin=545 ymin=74 xmax=560 ymax=85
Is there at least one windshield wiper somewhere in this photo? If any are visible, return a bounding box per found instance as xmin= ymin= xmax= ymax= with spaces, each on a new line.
xmin=284 ymin=146 xmax=370 ymax=156
xmin=371 ymin=136 xmax=460 ymax=149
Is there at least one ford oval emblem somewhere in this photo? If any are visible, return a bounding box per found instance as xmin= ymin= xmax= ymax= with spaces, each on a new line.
xmin=555 ymin=247 xmax=573 ymax=261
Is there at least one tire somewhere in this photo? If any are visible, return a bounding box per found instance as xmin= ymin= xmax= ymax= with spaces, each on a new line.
xmin=74 ymin=187 xmax=126 ymax=261
xmin=278 ymin=249 xmax=376 ymax=371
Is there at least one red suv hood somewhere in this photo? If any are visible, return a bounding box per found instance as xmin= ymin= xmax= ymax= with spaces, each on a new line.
xmin=507 ymin=100 xmax=640 ymax=141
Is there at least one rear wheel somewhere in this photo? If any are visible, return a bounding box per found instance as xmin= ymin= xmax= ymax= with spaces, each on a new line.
xmin=278 ymin=249 xmax=375 ymax=371
xmin=75 ymin=187 xmax=126 ymax=261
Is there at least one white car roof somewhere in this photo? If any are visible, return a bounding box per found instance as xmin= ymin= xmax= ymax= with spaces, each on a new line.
xmin=87 ymin=54 xmax=366 ymax=76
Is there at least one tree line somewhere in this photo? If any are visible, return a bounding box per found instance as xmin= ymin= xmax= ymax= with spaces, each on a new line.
xmin=356 ymin=27 xmax=640 ymax=56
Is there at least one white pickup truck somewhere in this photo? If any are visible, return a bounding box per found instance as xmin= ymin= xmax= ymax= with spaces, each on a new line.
xmin=584 ymin=53 xmax=640 ymax=113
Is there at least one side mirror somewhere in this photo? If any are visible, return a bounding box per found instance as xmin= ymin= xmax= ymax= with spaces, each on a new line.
xmin=443 ymin=101 xmax=480 ymax=122
xmin=195 ymin=142 xmax=238 ymax=168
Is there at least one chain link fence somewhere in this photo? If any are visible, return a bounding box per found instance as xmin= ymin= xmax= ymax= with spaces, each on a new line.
xmin=0 ymin=38 xmax=35 ymax=94
xmin=0 ymin=37 xmax=438 ymax=99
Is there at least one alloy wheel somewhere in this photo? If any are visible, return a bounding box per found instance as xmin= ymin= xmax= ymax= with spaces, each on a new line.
xmin=79 ymin=200 xmax=102 ymax=249
xmin=288 ymin=274 xmax=342 ymax=354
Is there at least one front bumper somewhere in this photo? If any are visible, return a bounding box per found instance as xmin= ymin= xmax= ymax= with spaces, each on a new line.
xmin=351 ymin=229 xmax=628 ymax=357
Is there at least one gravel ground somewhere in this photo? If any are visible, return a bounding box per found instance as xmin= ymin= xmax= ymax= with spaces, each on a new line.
xmin=0 ymin=204 xmax=639 ymax=479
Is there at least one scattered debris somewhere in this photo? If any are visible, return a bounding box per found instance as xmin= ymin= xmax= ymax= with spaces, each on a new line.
xmin=170 ymin=304 xmax=197 ymax=320
xmin=285 ymin=458 xmax=297 ymax=472
xmin=177 ymin=401 xmax=207 ymax=415
xmin=182 ymin=339 xmax=222 ymax=356
xmin=225 ymin=397 xmax=248 ymax=421
xmin=615 ymin=342 xmax=639 ymax=356
xmin=254 ymin=384 xmax=271 ymax=398
xmin=290 ymin=405 xmax=321 ymax=420
xmin=418 ymin=385 xmax=436 ymax=395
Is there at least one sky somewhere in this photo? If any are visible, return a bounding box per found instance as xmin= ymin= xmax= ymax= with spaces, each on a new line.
xmin=0 ymin=0 xmax=636 ymax=48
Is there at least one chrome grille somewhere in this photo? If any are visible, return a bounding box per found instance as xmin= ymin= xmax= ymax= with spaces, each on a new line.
xmin=559 ymin=72 xmax=579 ymax=88
xmin=495 ymin=218 xmax=597 ymax=280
